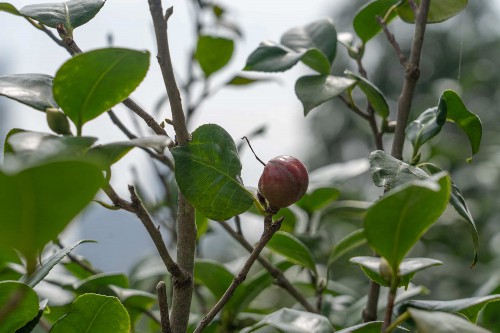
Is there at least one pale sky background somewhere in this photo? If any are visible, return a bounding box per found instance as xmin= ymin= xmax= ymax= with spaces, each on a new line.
xmin=0 ymin=0 xmax=343 ymax=271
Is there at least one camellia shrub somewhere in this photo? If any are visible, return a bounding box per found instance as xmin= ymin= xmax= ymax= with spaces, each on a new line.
xmin=0 ymin=0 xmax=498 ymax=332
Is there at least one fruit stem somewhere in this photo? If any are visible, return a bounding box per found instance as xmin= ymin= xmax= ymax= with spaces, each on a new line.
xmin=241 ymin=136 xmax=266 ymax=166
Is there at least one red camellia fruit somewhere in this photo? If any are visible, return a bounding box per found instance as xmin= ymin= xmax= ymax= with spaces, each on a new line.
xmin=258 ymin=155 xmax=309 ymax=210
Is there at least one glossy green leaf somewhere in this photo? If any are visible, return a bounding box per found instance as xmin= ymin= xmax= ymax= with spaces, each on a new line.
xmin=420 ymin=163 xmax=478 ymax=265
xmin=240 ymin=308 xmax=334 ymax=333
xmin=400 ymin=295 xmax=500 ymax=323
xmin=0 ymin=281 xmax=39 ymax=333
xmin=20 ymin=240 xmax=95 ymax=288
xmin=406 ymin=106 xmax=446 ymax=155
xmin=337 ymin=321 xmax=384 ymax=333
xmin=345 ymin=70 xmax=390 ymax=118
xmin=328 ymin=229 xmax=367 ymax=267
xmin=86 ymin=136 xmax=172 ymax=168
xmin=407 ymin=308 xmax=489 ymax=333
xmin=266 ymin=231 xmax=316 ymax=274
xmin=172 ymin=124 xmax=253 ymax=221
xmin=442 ymin=90 xmax=482 ymax=157
xmin=73 ymin=272 xmax=129 ymax=295
xmin=196 ymin=35 xmax=234 ymax=77
xmin=50 ymin=294 xmax=130 ymax=333
xmin=53 ymin=48 xmax=149 ymax=131
xmin=194 ymin=259 xmax=234 ymax=299
xmin=281 ymin=18 xmax=337 ymax=63
xmin=245 ymin=19 xmax=336 ymax=74
xmin=5 ymin=131 xmax=97 ymax=169
xmin=353 ymin=0 xmax=401 ymax=43
xmin=227 ymin=261 xmax=293 ymax=318
xmin=295 ymin=75 xmax=356 ymax=115
xmin=364 ymin=173 xmax=450 ymax=272
xmin=111 ymin=286 xmax=156 ymax=326
xmin=397 ymin=0 xmax=468 ymax=24
xmin=0 ymin=74 xmax=57 ymax=111
xmin=0 ymin=160 xmax=103 ymax=261
xmin=19 ymin=0 xmax=105 ymax=29
xmin=226 ymin=75 xmax=276 ymax=86
xmin=296 ymin=187 xmax=340 ymax=214
xmin=0 ymin=3 xmax=20 ymax=15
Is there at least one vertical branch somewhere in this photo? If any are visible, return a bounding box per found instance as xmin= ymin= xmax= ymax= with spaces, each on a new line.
xmin=147 ymin=2 xmax=196 ymax=333
xmin=157 ymin=281 xmax=173 ymax=333
xmin=390 ymin=0 xmax=431 ymax=160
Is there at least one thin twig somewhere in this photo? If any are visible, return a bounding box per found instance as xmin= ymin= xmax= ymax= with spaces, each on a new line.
xmin=377 ymin=16 xmax=408 ymax=67
xmin=383 ymin=285 xmax=398 ymax=331
xmin=128 ymin=185 xmax=188 ymax=283
xmin=194 ymin=216 xmax=284 ymax=333
xmin=157 ymin=281 xmax=173 ymax=333
xmin=241 ymin=136 xmax=266 ymax=166
xmin=337 ymin=95 xmax=370 ymax=120
xmin=391 ymin=0 xmax=431 ymax=160
xmin=217 ymin=220 xmax=317 ymax=313
xmin=122 ymin=98 xmax=168 ymax=136
xmin=56 ymin=23 xmax=82 ymax=55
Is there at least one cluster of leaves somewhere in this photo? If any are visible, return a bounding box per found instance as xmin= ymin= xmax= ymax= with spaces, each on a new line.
xmin=1 ymin=0 xmax=500 ymax=332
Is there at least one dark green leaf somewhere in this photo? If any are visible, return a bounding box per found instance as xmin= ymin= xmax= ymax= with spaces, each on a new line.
xmin=296 ymin=187 xmax=340 ymax=214
xmin=345 ymin=70 xmax=389 ymax=118
xmin=20 ymin=239 xmax=95 ymax=288
xmin=226 ymin=75 xmax=276 ymax=86
xmin=397 ymin=0 xmax=468 ymax=24
xmin=195 ymin=210 xmax=210 ymax=240
xmin=406 ymin=105 xmax=446 ymax=155
xmin=50 ymin=294 xmax=130 ymax=333
xmin=336 ymin=321 xmax=384 ymax=333
xmin=111 ymin=286 xmax=156 ymax=326
xmin=53 ymin=48 xmax=149 ymax=131
xmin=407 ymin=308 xmax=489 ymax=333
xmin=401 ymin=295 xmax=500 ymax=323
xmin=0 ymin=160 xmax=103 ymax=261
xmin=196 ymin=35 xmax=234 ymax=77
xmin=194 ymin=259 xmax=234 ymax=299
xmin=73 ymin=273 xmax=129 ymax=294
xmin=364 ymin=173 xmax=450 ymax=271
xmin=244 ymin=41 xmax=306 ymax=72
xmin=20 ymin=0 xmax=105 ymax=29
xmin=350 ymin=256 xmax=406 ymax=288
xmin=295 ymin=75 xmax=356 ymax=115
xmin=420 ymin=163 xmax=478 ymax=265
xmin=0 ymin=74 xmax=57 ymax=111
xmin=369 ymin=150 xmax=428 ymax=190
xmin=0 ymin=281 xmax=39 ymax=333
xmin=239 ymin=308 xmax=334 ymax=333
xmin=280 ymin=18 xmax=337 ymax=64
xmin=86 ymin=136 xmax=172 ymax=168
xmin=266 ymin=231 xmax=316 ymax=274
xmin=0 ymin=2 xmax=20 ymax=15
xmin=442 ymin=90 xmax=482 ymax=158
xmin=328 ymin=229 xmax=367 ymax=267
xmin=353 ymin=0 xmax=400 ymax=43
xmin=172 ymin=124 xmax=254 ymax=221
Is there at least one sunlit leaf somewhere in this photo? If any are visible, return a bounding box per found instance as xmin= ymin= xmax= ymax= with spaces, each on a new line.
xmin=53 ymin=48 xmax=149 ymax=132
xmin=0 ymin=281 xmax=39 ymax=333
xmin=0 ymin=2 xmax=20 ymax=15
xmin=50 ymin=294 xmax=130 ymax=333
xmin=397 ymin=0 xmax=468 ymax=24
xmin=172 ymin=124 xmax=254 ymax=221
xmin=0 ymin=74 xmax=57 ymax=111
xmin=196 ymin=35 xmax=234 ymax=77
xmin=295 ymin=75 xmax=356 ymax=115
xmin=20 ymin=0 xmax=105 ymax=29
